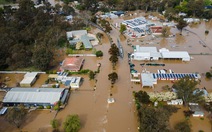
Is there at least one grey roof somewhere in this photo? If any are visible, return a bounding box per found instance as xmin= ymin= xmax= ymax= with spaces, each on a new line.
xmin=80 ymin=35 xmax=93 ymax=49
xmin=3 ymin=88 xmax=65 ymax=105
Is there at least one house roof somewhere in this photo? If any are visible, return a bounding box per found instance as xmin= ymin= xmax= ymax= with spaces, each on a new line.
xmin=61 ymin=57 xmax=84 ymax=71
xmin=3 ymin=88 xmax=65 ymax=105
xmin=141 ymin=73 xmax=156 ymax=87
xmin=81 ymin=35 xmax=94 ymax=49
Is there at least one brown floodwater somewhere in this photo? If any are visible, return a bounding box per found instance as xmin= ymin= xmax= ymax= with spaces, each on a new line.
xmin=1 ymin=12 xmax=212 ymax=132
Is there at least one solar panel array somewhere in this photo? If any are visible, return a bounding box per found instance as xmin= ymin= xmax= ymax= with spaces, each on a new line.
xmin=152 ymin=73 xmax=198 ymax=80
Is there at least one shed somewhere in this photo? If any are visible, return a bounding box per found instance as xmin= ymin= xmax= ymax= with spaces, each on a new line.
xmin=161 ymin=51 xmax=190 ymax=61
xmin=20 ymin=72 xmax=38 ymax=87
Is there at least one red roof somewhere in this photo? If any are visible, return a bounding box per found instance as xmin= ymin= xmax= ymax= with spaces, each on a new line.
xmin=150 ymin=26 xmax=163 ymax=33
xmin=61 ymin=57 xmax=84 ymax=71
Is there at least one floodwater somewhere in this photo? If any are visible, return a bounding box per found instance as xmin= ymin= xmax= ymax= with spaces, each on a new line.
xmin=1 ymin=12 xmax=212 ymax=132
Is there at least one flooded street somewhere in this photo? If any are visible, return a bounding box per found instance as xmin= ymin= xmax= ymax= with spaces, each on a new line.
xmin=1 ymin=13 xmax=212 ymax=132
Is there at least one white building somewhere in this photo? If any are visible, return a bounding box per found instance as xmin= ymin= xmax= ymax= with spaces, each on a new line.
xmin=3 ymin=88 xmax=69 ymax=107
xmin=141 ymin=73 xmax=157 ymax=88
xmin=64 ymin=77 xmax=82 ymax=89
xmin=131 ymin=45 xmax=161 ymax=61
xmin=20 ymin=72 xmax=38 ymax=87
xmin=131 ymin=46 xmax=191 ymax=61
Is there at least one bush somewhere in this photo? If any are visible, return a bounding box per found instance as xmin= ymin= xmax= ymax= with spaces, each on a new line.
xmin=53 ymin=105 xmax=60 ymax=111
xmin=96 ymin=50 xmax=103 ymax=57
xmin=38 ymin=106 xmax=44 ymax=109
xmin=205 ymin=30 xmax=209 ymax=35
xmin=46 ymin=105 xmax=51 ymax=109
xmin=206 ymin=72 xmax=211 ymax=78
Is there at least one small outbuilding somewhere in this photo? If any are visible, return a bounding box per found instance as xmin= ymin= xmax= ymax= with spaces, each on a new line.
xmin=20 ymin=72 xmax=38 ymax=87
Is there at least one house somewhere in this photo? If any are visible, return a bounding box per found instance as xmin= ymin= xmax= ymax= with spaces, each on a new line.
xmin=150 ymin=26 xmax=163 ymax=35
xmin=189 ymin=103 xmax=204 ymax=117
xmin=141 ymin=73 xmax=157 ymax=88
xmin=3 ymin=88 xmax=69 ymax=107
xmin=60 ymin=57 xmax=85 ymax=72
xmin=20 ymin=72 xmax=38 ymax=87
xmin=167 ymin=99 xmax=183 ymax=105
xmin=66 ymin=30 xmax=96 ymax=50
xmin=64 ymin=77 xmax=83 ymax=89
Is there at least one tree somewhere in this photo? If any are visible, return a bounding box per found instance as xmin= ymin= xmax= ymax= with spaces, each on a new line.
xmin=51 ymin=119 xmax=59 ymax=132
xmin=134 ymin=91 xmax=150 ymax=104
xmin=176 ymin=17 xmax=188 ymax=35
xmin=89 ymin=70 xmax=95 ymax=80
xmin=162 ymin=26 xmax=170 ymax=37
xmin=119 ymin=24 xmax=127 ymax=34
xmin=95 ymin=50 xmax=103 ymax=57
xmin=108 ymin=72 xmax=118 ymax=84
xmin=138 ymin=106 xmax=170 ymax=132
xmin=174 ymin=120 xmax=191 ymax=132
xmin=32 ymin=46 xmax=53 ymax=71
xmin=109 ymin=55 xmax=118 ymax=68
xmin=5 ymin=105 xmax=27 ymax=128
xmin=96 ymin=32 xmax=103 ymax=40
xmin=63 ymin=114 xmax=81 ymax=132
xmin=172 ymin=77 xmax=203 ymax=106
xmin=108 ymin=43 xmax=119 ymax=56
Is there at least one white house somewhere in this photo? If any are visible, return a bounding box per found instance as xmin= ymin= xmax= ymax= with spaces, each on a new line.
xmin=141 ymin=73 xmax=157 ymax=88
xmin=20 ymin=72 xmax=38 ymax=87
xmin=64 ymin=77 xmax=82 ymax=89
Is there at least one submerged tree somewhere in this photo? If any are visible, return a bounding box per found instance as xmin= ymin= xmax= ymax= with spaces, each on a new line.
xmin=176 ymin=17 xmax=188 ymax=35
xmin=63 ymin=114 xmax=81 ymax=132
xmin=134 ymin=91 xmax=150 ymax=104
xmin=5 ymin=104 xmax=27 ymax=128
xmin=172 ymin=77 xmax=203 ymax=106
xmin=108 ymin=72 xmax=118 ymax=85
xmin=174 ymin=120 xmax=191 ymax=132
xmin=51 ymin=119 xmax=60 ymax=132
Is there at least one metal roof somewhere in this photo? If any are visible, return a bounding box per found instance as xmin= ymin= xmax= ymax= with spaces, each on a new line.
xmin=161 ymin=51 xmax=190 ymax=59
xmin=3 ymin=88 xmax=65 ymax=105
xmin=81 ymin=35 xmax=93 ymax=49
xmin=20 ymin=72 xmax=38 ymax=85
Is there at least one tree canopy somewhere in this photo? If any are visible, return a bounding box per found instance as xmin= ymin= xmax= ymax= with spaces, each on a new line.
xmin=138 ymin=106 xmax=178 ymax=132
xmin=108 ymin=72 xmax=118 ymax=84
xmin=172 ymin=77 xmax=203 ymax=106
xmin=63 ymin=114 xmax=81 ymax=132
xmin=5 ymin=105 xmax=27 ymax=128
xmin=174 ymin=120 xmax=191 ymax=132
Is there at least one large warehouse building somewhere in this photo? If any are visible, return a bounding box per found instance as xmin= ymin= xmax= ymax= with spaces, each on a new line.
xmin=131 ymin=45 xmax=191 ymax=61
xmin=3 ymin=88 xmax=69 ymax=107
